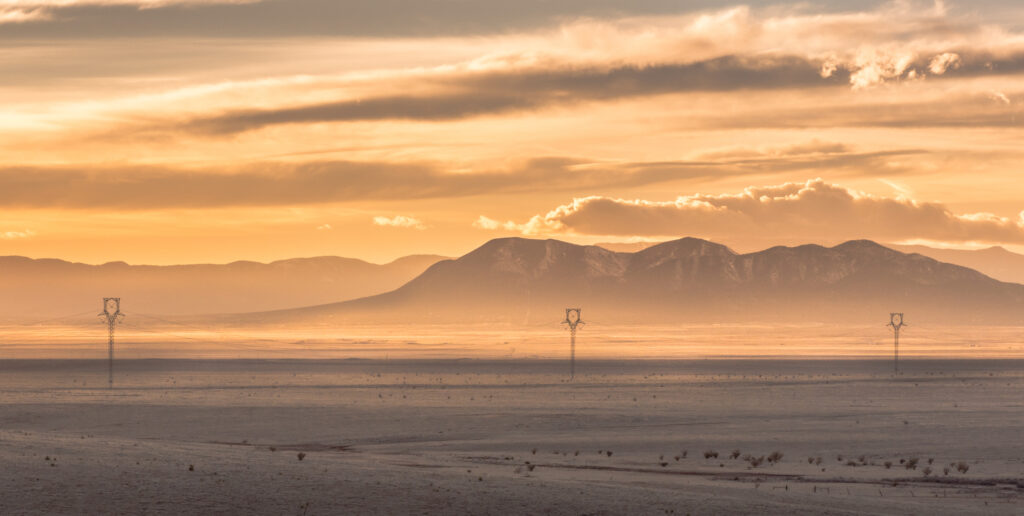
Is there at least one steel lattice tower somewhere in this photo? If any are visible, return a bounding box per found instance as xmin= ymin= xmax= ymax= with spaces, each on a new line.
xmin=562 ymin=308 xmax=583 ymax=380
xmin=887 ymin=312 xmax=906 ymax=375
xmin=100 ymin=298 xmax=124 ymax=388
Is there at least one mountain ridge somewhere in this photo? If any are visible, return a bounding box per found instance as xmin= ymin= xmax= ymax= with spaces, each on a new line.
xmin=256 ymin=237 xmax=1024 ymax=325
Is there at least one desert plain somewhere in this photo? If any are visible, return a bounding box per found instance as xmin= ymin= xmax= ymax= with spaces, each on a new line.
xmin=1 ymin=325 xmax=1022 ymax=515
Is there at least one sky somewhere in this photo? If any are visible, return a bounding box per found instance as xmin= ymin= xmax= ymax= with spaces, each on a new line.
xmin=2 ymin=0 xmax=1024 ymax=264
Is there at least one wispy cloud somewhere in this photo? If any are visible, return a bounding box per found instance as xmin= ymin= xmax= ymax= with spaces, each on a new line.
xmin=0 ymin=149 xmax=929 ymax=209
xmin=0 ymin=229 xmax=36 ymax=239
xmin=373 ymin=215 xmax=425 ymax=230
xmin=0 ymin=0 xmax=258 ymax=25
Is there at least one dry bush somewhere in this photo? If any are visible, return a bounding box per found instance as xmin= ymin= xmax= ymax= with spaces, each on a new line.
xmin=922 ymin=467 xmax=932 ymax=477
xmin=730 ymin=450 xmax=741 ymax=459
xmin=704 ymin=450 xmax=719 ymax=459
xmin=767 ymin=451 xmax=783 ymax=463
xmin=846 ymin=460 xmax=858 ymax=467
xmin=956 ymin=462 xmax=970 ymax=474
xmin=905 ymin=458 xmax=919 ymax=470
xmin=297 ymin=452 xmax=306 ymax=461
xmin=943 ymin=467 xmax=950 ymax=476
xmin=884 ymin=461 xmax=892 ymax=469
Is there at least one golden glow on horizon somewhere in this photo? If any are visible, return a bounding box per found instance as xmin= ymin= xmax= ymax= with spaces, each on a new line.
xmin=2 ymin=1 xmax=1024 ymax=264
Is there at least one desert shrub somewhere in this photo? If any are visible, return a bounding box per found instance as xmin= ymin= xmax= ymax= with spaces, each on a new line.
xmin=767 ymin=451 xmax=783 ymax=463
xmin=956 ymin=462 xmax=969 ymax=474
xmin=704 ymin=450 xmax=719 ymax=459
xmin=943 ymin=467 xmax=950 ymax=476
xmin=922 ymin=467 xmax=932 ymax=477
xmin=297 ymin=452 xmax=306 ymax=461
xmin=905 ymin=458 xmax=918 ymax=470
xmin=606 ymin=451 xmax=613 ymax=457
xmin=846 ymin=460 xmax=858 ymax=467
xmin=807 ymin=457 xmax=814 ymax=464
xmin=884 ymin=461 xmax=892 ymax=469
xmin=814 ymin=457 xmax=822 ymax=465
xmin=730 ymin=450 xmax=741 ymax=459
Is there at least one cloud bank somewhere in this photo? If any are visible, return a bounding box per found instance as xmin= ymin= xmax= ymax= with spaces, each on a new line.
xmin=481 ymin=179 xmax=1024 ymax=246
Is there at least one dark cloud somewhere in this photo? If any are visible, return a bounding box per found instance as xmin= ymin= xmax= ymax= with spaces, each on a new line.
xmin=186 ymin=56 xmax=847 ymax=134
xmin=0 ymin=0 xmax=864 ymax=39
xmin=0 ymin=148 xmax=924 ymax=209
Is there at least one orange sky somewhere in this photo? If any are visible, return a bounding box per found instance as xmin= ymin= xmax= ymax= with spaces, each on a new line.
xmin=3 ymin=0 xmax=1024 ymax=264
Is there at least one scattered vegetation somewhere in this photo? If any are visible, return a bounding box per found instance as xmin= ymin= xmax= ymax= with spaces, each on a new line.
xmin=703 ymin=450 xmax=719 ymax=459
xmin=905 ymin=458 xmax=919 ymax=470
xmin=956 ymin=462 xmax=970 ymax=474
xmin=884 ymin=461 xmax=892 ymax=469
xmin=922 ymin=467 xmax=933 ymax=477
xmin=297 ymin=452 xmax=306 ymax=461
xmin=730 ymin=450 xmax=741 ymax=459
xmin=767 ymin=451 xmax=783 ymax=464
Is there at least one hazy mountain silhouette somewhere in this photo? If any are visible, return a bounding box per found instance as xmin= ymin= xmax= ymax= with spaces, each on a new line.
xmin=263 ymin=237 xmax=1024 ymax=325
xmin=0 ymin=254 xmax=446 ymax=318
xmin=892 ymin=244 xmax=1024 ymax=285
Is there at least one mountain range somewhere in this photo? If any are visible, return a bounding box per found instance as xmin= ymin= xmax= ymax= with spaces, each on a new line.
xmin=257 ymin=237 xmax=1024 ymax=325
xmin=0 ymin=254 xmax=445 ymax=319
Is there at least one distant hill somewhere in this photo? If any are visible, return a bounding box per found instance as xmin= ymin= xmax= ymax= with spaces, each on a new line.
xmin=892 ymin=244 xmax=1024 ymax=285
xmin=0 ymin=254 xmax=446 ymax=318
xmin=259 ymin=237 xmax=1024 ymax=325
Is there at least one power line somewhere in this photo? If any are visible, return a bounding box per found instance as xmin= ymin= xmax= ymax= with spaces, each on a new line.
xmin=99 ymin=298 xmax=124 ymax=388
xmin=887 ymin=312 xmax=906 ymax=375
xmin=562 ymin=308 xmax=583 ymax=380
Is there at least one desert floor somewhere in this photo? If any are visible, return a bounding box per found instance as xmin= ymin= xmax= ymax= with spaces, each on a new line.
xmin=0 ymin=359 xmax=1022 ymax=515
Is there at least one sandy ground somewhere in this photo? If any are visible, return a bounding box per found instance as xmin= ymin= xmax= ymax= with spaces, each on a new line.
xmin=0 ymin=359 xmax=1022 ymax=515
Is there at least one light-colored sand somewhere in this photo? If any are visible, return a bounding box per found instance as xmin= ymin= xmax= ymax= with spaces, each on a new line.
xmin=1 ymin=359 xmax=1021 ymax=515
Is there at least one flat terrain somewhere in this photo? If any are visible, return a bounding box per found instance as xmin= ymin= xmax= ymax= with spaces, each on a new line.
xmin=1 ymin=359 xmax=1022 ymax=515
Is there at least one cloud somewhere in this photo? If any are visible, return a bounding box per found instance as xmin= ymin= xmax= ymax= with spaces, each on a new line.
xmin=373 ymin=215 xmax=425 ymax=230
xmin=0 ymin=0 xmax=258 ymax=25
xmin=185 ymin=55 xmax=842 ymax=134
xmin=0 ymin=148 xmax=930 ymax=209
xmin=0 ymin=229 xmax=36 ymax=239
xmin=481 ymin=179 xmax=1024 ymax=246
xmin=929 ymin=52 xmax=962 ymax=75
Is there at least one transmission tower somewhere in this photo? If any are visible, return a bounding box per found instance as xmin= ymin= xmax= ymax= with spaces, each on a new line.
xmin=562 ymin=308 xmax=583 ymax=380
xmin=887 ymin=312 xmax=906 ymax=375
xmin=99 ymin=298 xmax=124 ymax=388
